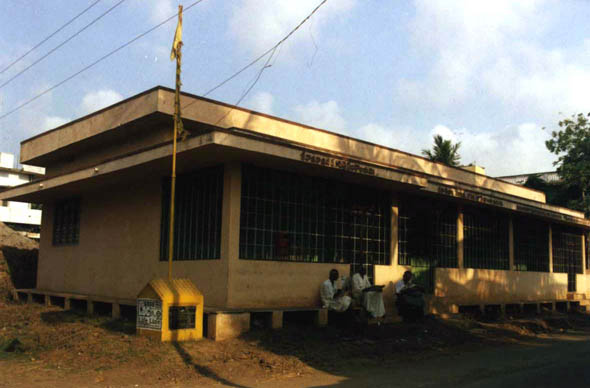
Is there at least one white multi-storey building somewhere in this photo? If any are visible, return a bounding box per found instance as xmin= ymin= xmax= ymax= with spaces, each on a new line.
xmin=0 ymin=152 xmax=45 ymax=238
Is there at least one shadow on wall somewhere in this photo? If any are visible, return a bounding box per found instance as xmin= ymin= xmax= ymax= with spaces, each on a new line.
xmin=0 ymin=247 xmax=38 ymax=298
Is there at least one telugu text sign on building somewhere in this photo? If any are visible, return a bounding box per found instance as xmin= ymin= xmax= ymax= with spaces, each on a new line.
xmin=300 ymin=151 xmax=376 ymax=176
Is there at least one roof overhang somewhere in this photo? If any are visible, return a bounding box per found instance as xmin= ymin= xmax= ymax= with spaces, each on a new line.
xmin=20 ymin=86 xmax=549 ymax=206
xmin=2 ymin=129 xmax=427 ymax=203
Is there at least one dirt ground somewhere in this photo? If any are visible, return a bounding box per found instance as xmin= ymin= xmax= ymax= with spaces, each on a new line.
xmin=1 ymin=300 xmax=590 ymax=387
xmin=0 ymin=222 xmax=38 ymax=304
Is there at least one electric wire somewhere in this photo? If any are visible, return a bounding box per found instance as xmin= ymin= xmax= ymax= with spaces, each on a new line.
xmin=187 ymin=0 xmax=328 ymax=107
xmin=0 ymin=0 xmax=126 ymax=90
xmin=0 ymin=0 xmax=206 ymax=122
xmin=0 ymin=0 xmax=103 ymax=75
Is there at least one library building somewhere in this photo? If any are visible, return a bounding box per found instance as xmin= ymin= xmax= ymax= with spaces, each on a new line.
xmin=3 ymin=86 xmax=589 ymax=335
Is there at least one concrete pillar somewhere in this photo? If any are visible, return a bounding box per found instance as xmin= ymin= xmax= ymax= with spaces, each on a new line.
xmin=391 ymin=199 xmax=399 ymax=267
xmin=112 ymin=303 xmax=121 ymax=319
xmin=315 ymin=309 xmax=328 ymax=327
xmin=64 ymin=298 xmax=71 ymax=310
xmin=269 ymin=311 xmax=283 ymax=329
xmin=548 ymin=225 xmax=553 ymax=273
xmin=223 ymin=162 xmax=242 ymax=308
xmin=457 ymin=207 xmax=464 ymax=269
xmin=582 ymin=234 xmax=587 ymax=275
xmin=87 ymin=299 xmax=94 ymax=315
xmin=508 ymin=216 xmax=515 ymax=271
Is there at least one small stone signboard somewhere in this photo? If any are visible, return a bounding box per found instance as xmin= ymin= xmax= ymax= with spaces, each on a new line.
xmin=137 ymin=298 xmax=162 ymax=330
xmin=169 ymin=306 xmax=196 ymax=330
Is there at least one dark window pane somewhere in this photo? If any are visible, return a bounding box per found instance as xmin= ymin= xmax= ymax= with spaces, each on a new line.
xmin=160 ymin=166 xmax=223 ymax=261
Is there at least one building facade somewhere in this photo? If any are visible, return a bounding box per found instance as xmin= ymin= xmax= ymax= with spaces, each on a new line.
xmin=0 ymin=152 xmax=44 ymax=238
xmin=1 ymin=87 xmax=588 ymax=314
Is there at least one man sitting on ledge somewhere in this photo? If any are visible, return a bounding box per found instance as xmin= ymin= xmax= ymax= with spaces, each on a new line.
xmin=395 ymin=270 xmax=425 ymax=322
xmin=352 ymin=267 xmax=385 ymax=318
xmin=320 ymin=269 xmax=352 ymax=312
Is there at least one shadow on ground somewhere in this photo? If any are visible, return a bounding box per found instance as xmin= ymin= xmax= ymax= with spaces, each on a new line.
xmin=40 ymin=309 xmax=137 ymax=335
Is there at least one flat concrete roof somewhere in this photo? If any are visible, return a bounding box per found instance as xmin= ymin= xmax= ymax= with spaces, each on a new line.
xmin=19 ymin=86 xmax=551 ymax=206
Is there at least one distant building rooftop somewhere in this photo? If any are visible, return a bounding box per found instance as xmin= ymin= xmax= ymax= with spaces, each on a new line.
xmin=497 ymin=171 xmax=560 ymax=185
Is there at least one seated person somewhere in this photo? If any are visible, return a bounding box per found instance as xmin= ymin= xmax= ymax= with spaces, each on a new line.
xmin=352 ymin=267 xmax=385 ymax=318
xmin=395 ymin=270 xmax=425 ymax=322
xmin=320 ymin=269 xmax=352 ymax=312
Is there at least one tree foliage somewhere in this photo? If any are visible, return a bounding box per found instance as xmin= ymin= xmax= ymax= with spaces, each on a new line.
xmin=545 ymin=113 xmax=590 ymax=215
xmin=422 ymin=134 xmax=462 ymax=166
xmin=523 ymin=174 xmax=578 ymax=209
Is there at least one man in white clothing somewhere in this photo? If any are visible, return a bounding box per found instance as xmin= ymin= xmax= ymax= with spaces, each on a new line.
xmin=352 ymin=267 xmax=385 ymax=318
xmin=395 ymin=270 xmax=425 ymax=322
xmin=320 ymin=269 xmax=352 ymax=312
xmin=395 ymin=270 xmax=414 ymax=294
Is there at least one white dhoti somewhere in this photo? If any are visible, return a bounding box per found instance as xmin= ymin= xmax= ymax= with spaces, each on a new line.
xmin=362 ymin=291 xmax=385 ymax=318
xmin=321 ymin=279 xmax=352 ymax=312
xmin=327 ymin=295 xmax=352 ymax=312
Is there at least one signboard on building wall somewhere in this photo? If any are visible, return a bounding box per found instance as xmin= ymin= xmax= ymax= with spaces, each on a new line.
xmin=300 ymin=151 xmax=376 ymax=176
xmin=429 ymin=183 xmax=590 ymax=227
xmin=137 ymin=298 xmax=162 ymax=330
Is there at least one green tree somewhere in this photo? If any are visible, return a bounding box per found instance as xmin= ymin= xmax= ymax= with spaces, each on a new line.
xmin=545 ymin=113 xmax=590 ymax=216
xmin=422 ymin=134 xmax=462 ymax=166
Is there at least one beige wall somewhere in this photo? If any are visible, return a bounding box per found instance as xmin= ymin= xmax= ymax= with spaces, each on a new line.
xmin=34 ymin=156 xmax=589 ymax=311
xmin=374 ymin=263 xmax=411 ymax=315
xmin=37 ymin=176 xmax=229 ymax=306
xmin=228 ymin=260 xmax=350 ymax=308
xmin=435 ymin=268 xmax=568 ymax=304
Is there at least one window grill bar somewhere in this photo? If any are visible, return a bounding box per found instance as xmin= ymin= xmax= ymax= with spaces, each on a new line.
xmin=159 ymin=166 xmax=223 ymax=261
xmin=239 ymin=164 xmax=390 ymax=266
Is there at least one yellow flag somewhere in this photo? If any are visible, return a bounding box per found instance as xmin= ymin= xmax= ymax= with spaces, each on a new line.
xmin=170 ymin=5 xmax=183 ymax=60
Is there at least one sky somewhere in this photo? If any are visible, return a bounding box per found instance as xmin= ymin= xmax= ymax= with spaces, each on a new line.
xmin=1 ymin=0 xmax=590 ymax=176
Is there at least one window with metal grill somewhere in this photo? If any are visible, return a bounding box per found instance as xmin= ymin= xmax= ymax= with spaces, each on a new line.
xmin=239 ymin=164 xmax=391 ymax=269
xmin=398 ymin=199 xmax=457 ymax=268
xmin=159 ymin=166 xmax=223 ymax=261
xmin=463 ymin=208 xmax=509 ymax=270
xmin=52 ymin=199 xmax=80 ymax=246
xmin=513 ymin=217 xmax=549 ymax=272
xmin=397 ymin=199 xmax=457 ymax=293
xmin=552 ymin=227 xmax=583 ymax=274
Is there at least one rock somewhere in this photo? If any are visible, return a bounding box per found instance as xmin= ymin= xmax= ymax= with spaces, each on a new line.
xmin=2 ymin=338 xmax=24 ymax=352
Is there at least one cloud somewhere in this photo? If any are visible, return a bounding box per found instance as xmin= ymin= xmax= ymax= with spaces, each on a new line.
xmin=246 ymin=91 xmax=274 ymax=115
xmin=352 ymin=120 xmax=555 ymax=177
xmin=229 ymin=0 xmax=356 ymax=57
xmin=146 ymin=0 xmax=176 ymax=23
xmin=399 ymin=0 xmax=590 ymax=122
xmin=293 ymin=100 xmax=346 ymax=131
xmin=80 ymin=89 xmax=123 ymax=115
xmin=43 ymin=116 xmax=69 ymax=131
xmin=428 ymin=123 xmax=555 ymax=176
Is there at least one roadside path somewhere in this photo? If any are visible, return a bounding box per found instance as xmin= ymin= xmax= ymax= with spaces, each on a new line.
xmin=251 ymin=331 xmax=590 ymax=388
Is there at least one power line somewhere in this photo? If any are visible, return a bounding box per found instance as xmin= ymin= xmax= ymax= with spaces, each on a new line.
xmin=0 ymin=0 xmax=206 ymax=122
xmin=0 ymin=0 xmax=103 ymax=75
xmin=183 ymin=0 xmax=328 ymax=114
xmin=0 ymin=0 xmax=126 ymax=90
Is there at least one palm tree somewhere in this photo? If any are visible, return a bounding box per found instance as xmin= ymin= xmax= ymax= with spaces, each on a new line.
xmin=421 ymin=135 xmax=461 ymax=166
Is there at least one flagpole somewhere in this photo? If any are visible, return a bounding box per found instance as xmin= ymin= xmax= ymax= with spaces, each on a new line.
xmin=168 ymin=5 xmax=183 ymax=281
